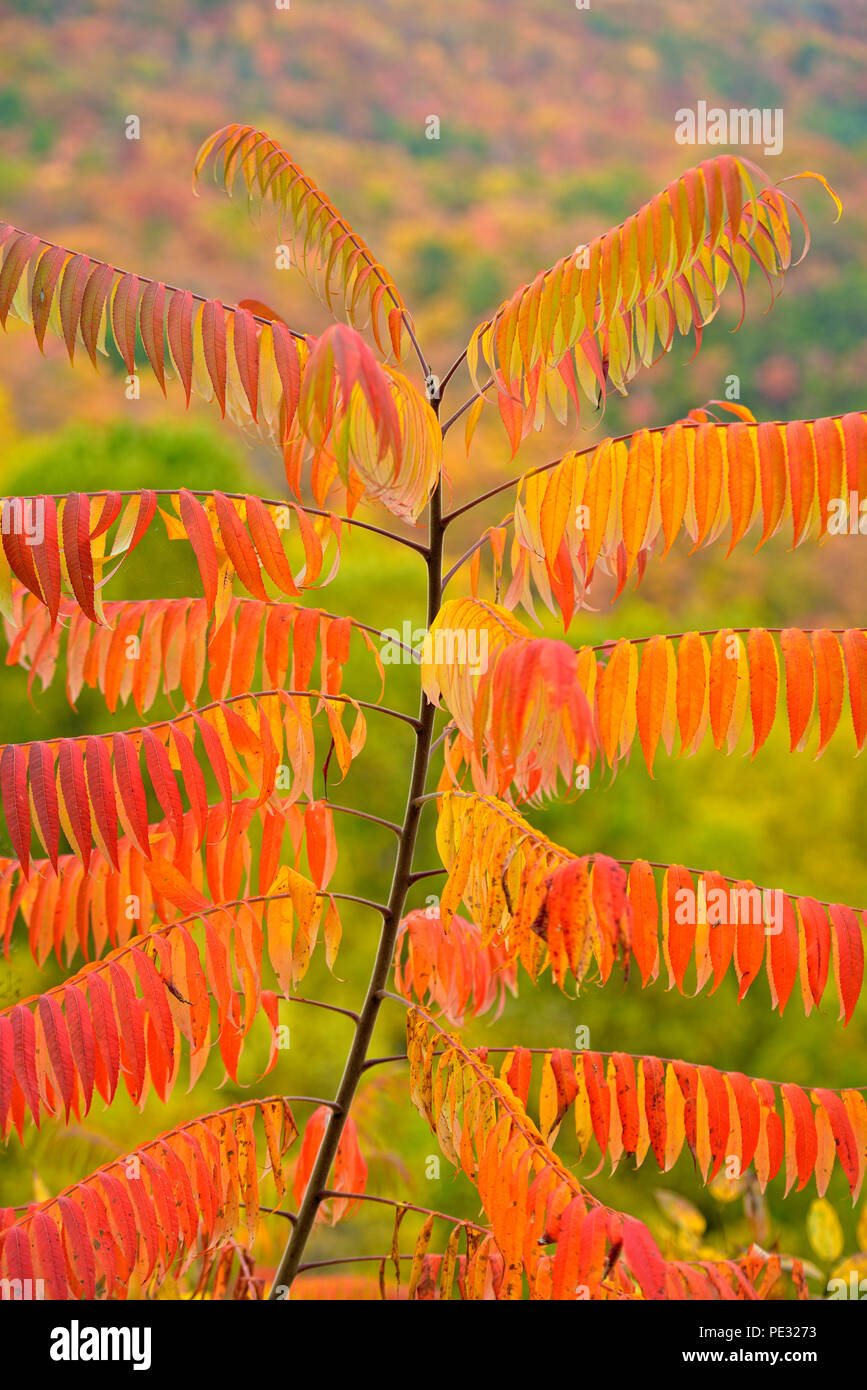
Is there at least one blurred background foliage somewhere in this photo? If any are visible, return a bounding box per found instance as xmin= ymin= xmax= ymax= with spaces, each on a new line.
xmin=0 ymin=0 xmax=865 ymax=1297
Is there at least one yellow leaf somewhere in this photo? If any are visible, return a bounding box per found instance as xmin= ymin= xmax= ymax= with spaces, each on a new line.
xmin=214 ymin=559 xmax=235 ymax=630
xmin=322 ymin=896 xmax=342 ymax=973
xmin=708 ymin=1170 xmax=747 ymax=1203
xmin=407 ymin=1214 xmax=435 ymax=1299
xmin=32 ymin=1170 xmax=51 ymax=1204
xmin=464 ymin=395 xmax=484 ymax=455
xmin=159 ymin=502 xmax=186 ymax=541
xmin=829 ymin=1251 xmax=867 ymax=1289
xmin=538 ymin=1054 xmax=559 ymax=1144
xmin=655 ymin=1188 xmax=706 ymax=1239
xmin=807 ymin=1197 xmax=844 ymax=1262
xmin=267 ymin=866 xmax=295 ymax=996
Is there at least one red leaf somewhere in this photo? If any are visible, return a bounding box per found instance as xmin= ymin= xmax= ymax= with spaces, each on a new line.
xmin=582 ymin=1052 xmax=611 ymax=1156
xmin=28 ymin=741 xmax=59 ymax=872
xmin=142 ymin=728 xmax=184 ymax=850
xmin=812 ymin=1088 xmax=859 ymax=1197
xmin=85 ymin=735 xmax=119 ymax=870
xmin=179 ymin=490 xmax=219 ymax=611
xmin=111 ymin=272 xmax=140 ymax=374
xmin=232 ymin=305 xmax=260 ymax=419
xmin=642 ymin=1055 xmax=667 ymax=1168
xmin=331 ymin=1113 xmax=368 ymax=1223
xmin=62 ymin=493 xmax=97 ymax=621
xmin=0 ymin=231 xmax=41 ymax=326
xmin=58 ymin=254 xmax=91 ymax=359
xmin=698 ymin=1063 xmax=730 ymax=1180
xmin=167 ymin=289 xmax=194 ymax=403
xmin=798 ymin=896 xmax=830 ymax=1008
xmin=842 ymin=628 xmax=867 ymax=752
xmin=575 ymin=1203 xmax=612 ymax=1298
xmin=109 ymin=962 xmax=146 ymax=1104
xmin=271 ymin=321 xmax=302 ymax=435
xmin=293 ymin=1105 xmax=330 ymax=1210
xmin=29 ymin=495 xmax=61 ymax=626
xmin=170 ymin=724 xmax=208 ymax=849
xmin=2 ymin=502 xmax=44 ymax=602
xmin=214 ymin=492 xmax=268 ymax=600
xmin=86 ymin=971 xmax=120 ymax=1104
xmin=1 ymin=743 xmax=31 ymax=875
xmin=192 ymin=712 xmax=234 ymax=822
xmin=56 ymin=1195 xmax=95 ymax=1299
xmin=10 ymin=1004 xmax=40 ymax=1123
xmin=79 ymin=262 xmax=115 ymax=366
xmin=139 ymin=280 xmax=166 ymax=394
xmin=202 ymin=299 xmax=227 ymax=415
xmin=551 ymin=1196 xmax=588 ymax=1298
xmin=0 ymin=1016 xmax=13 ymax=1136
xmin=505 ymin=1047 xmax=533 ymax=1107
xmin=768 ymin=894 xmax=799 ymax=1016
xmin=612 ymin=1052 xmax=640 ymax=1155
xmin=31 ymin=1211 xmax=68 ymax=1300
xmin=622 ymin=1214 xmax=668 ymax=1299
xmin=244 ymin=494 xmax=299 ymax=595
xmin=828 ymin=903 xmax=864 ymax=1026
xmin=37 ymin=994 xmax=75 ymax=1119
xmin=57 ymin=739 xmax=92 ymax=872
xmin=780 ymin=1083 xmax=817 ymax=1192
xmin=130 ymin=946 xmax=175 ymax=1075
xmin=63 ymin=984 xmax=95 ymax=1115
xmin=497 ymin=389 xmax=524 ymax=457
xmin=112 ymin=732 xmax=151 ymax=858
xmin=127 ymin=489 xmax=158 ymax=557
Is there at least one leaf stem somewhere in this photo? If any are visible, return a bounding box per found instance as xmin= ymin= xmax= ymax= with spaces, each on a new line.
xmin=302 ymin=801 xmax=403 ymax=837
xmin=360 ymin=1053 xmax=409 ymax=1071
xmin=440 ymin=406 xmax=838 ymax=526
xmin=1 ymin=688 xmax=423 ymax=750
xmin=406 ymin=868 xmax=447 ymax=884
xmin=284 ymin=997 xmax=359 ymax=1024
xmin=439 ymin=377 xmax=494 ymax=437
xmin=295 ymin=1254 xmax=411 ymax=1273
xmin=11 ymin=486 xmax=431 ymax=557
xmin=316 ymin=1189 xmax=488 ymax=1232
xmin=328 ymin=893 xmax=391 ymax=916
xmin=442 ymin=534 xmax=489 ymax=588
xmin=360 ymin=1043 xmax=867 ymax=1096
xmin=0 ymin=224 xmax=311 ymax=339
xmin=268 ymin=397 xmax=445 ymax=1298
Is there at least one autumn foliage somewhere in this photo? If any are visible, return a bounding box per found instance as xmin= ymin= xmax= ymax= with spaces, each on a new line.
xmin=0 ymin=123 xmax=860 ymax=1301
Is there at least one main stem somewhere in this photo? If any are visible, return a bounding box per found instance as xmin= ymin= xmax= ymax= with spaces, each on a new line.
xmin=268 ymin=427 xmax=444 ymax=1299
